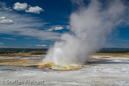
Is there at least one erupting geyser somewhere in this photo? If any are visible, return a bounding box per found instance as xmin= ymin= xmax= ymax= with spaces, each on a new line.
xmin=42 ymin=0 xmax=129 ymax=67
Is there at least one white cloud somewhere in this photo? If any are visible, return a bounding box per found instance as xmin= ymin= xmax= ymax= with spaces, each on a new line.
xmin=0 ymin=16 xmax=6 ymax=20
xmin=13 ymin=2 xmax=28 ymax=11
xmin=2 ymin=38 xmax=15 ymax=40
xmin=0 ymin=11 xmax=60 ymax=41
xmin=35 ymin=44 xmax=46 ymax=46
xmin=25 ymin=6 xmax=44 ymax=14
xmin=0 ymin=3 xmax=60 ymax=41
xmin=46 ymin=26 xmax=64 ymax=31
xmin=47 ymin=29 xmax=53 ymax=31
xmin=55 ymin=26 xmax=63 ymax=30
xmin=0 ymin=17 xmax=13 ymax=24
xmin=0 ymin=2 xmax=12 ymax=11
xmin=13 ymin=2 xmax=44 ymax=14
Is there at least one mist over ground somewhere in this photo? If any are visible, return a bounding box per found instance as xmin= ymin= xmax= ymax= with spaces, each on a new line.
xmin=44 ymin=0 xmax=129 ymax=64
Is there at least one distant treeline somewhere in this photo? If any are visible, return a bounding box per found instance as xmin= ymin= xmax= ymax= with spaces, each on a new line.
xmin=0 ymin=48 xmax=129 ymax=53
xmin=0 ymin=48 xmax=48 ymax=53
xmin=98 ymin=48 xmax=129 ymax=53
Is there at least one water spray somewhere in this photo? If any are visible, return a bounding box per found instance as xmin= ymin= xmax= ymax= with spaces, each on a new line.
xmin=39 ymin=0 xmax=128 ymax=70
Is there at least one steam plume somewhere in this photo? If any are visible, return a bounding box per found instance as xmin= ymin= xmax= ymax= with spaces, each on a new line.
xmin=44 ymin=0 xmax=128 ymax=64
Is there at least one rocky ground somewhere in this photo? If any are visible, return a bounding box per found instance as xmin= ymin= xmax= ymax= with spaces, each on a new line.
xmin=0 ymin=54 xmax=129 ymax=86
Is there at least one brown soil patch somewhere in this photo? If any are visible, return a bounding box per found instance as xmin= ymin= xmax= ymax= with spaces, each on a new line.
xmin=0 ymin=59 xmax=28 ymax=63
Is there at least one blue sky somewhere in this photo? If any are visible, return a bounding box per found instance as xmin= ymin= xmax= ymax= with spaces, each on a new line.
xmin=0 ymin=0 xmax=129 ymax=48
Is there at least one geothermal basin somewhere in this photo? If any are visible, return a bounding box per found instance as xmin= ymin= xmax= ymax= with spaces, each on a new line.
xmin=0 ymin=54 xmax=129 ymax=86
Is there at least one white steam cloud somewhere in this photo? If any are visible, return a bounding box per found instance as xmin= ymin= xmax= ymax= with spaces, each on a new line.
xmin=44 ymin=0 xmax=128 ymax=65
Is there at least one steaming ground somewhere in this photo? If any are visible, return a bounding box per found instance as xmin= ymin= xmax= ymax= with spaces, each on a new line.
xmin=0 ymin=55 xmax=129 ymax=86
xmin=45 ymin=0 xmax=129 ymax=65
